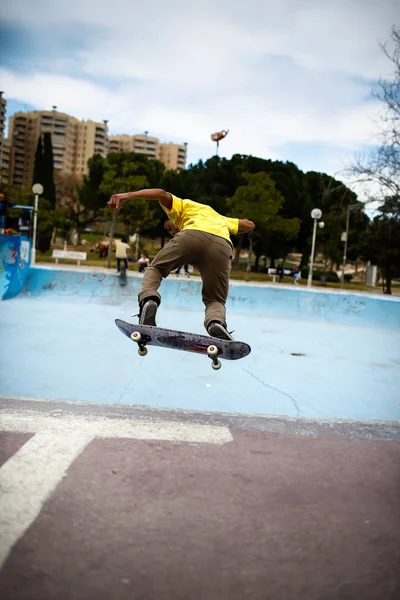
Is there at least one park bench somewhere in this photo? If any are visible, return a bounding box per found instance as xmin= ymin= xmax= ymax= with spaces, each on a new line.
xmin=52 ymin=250 xmax=87 ymax=266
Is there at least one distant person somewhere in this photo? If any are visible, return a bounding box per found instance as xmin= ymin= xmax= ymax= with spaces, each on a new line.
xmin=114 ymin=237 xmax=131 ymax=272
xmin=99 ymin=242 xmax=108 ymax=259
xmin=107 ymin=188 xmax=255 ymax=340
xmin=292 ymin=266 xmax=301 ymax=285
xmin=276 ymin=263 xmax=284 ymax=283
xmin=0 ymin=193 xmax=13 ymax=234
xmin=174 ymin=264 xmax=190 ymax=277
xmin=138 ymin=253 xmax=150 ymax=273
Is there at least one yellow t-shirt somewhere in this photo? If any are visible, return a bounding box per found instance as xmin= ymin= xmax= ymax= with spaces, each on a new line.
xmin=114 ymin=240 xmax=131 ymax=258
xmin=162 ymin=195 xmax=239 ymax=242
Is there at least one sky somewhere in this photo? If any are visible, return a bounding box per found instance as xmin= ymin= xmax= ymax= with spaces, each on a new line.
xmin=0 ymin=0 xmax=398 ymax=196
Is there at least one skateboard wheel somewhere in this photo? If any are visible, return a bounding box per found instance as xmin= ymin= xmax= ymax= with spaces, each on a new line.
xmin=207 ymin=345 xmax=219 ymax=357
xmin=138 ymin=347 xmax=148 ymax=357
xmin=131 ymin=331 xmax=141 ymax=342
xmin=211 ymin=359 xmax=221 ymax=370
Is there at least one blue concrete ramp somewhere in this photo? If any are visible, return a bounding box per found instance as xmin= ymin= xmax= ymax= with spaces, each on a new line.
xmin=0 ymin=266 xmax=399 ymax=421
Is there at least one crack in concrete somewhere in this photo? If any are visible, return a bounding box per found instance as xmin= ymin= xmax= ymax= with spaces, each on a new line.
xmin=116 ymin=359 xmax=143 ymax=405
xmin=243 ymin=368 xmax=302 ymax=417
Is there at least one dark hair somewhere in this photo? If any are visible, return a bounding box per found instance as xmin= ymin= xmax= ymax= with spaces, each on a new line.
xmin=121 ymin=237 xmax=128 ymax=243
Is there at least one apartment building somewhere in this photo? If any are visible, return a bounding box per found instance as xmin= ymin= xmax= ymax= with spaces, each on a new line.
xmin=75 ymin=120 xmax=108 ymax=175
xmin=7 ymin=109 xmax=108 ymax=185
xmin=108 ymin=134 xmax=133 ymax=153
xmin=159 ymin=142 xmax=187 ymax=171
xmin=108 ymin=133 xmax=187 ymax=170
xmin=0 ymin=92 xmax=11 ymax=184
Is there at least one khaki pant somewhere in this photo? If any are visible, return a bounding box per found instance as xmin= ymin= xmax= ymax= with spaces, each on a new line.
xmin=138 ymin=230 xmax=233 ymax=330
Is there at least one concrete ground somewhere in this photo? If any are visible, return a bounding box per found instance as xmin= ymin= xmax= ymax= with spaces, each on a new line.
xmin=0 ymin=398 xmax=399 ymax=600
xmin=1 ymin=268 xmax=399 ymax=598
xmin=1 ymin=295 xmax=400 ymax=421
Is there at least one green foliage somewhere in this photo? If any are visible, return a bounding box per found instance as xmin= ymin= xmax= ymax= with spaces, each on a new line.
xmin=78 ymin=154 xmax=109 ymax=212
xmin=24 ymin=148 xmax=372 ymax=265
xmin=301 ymin=269 xmax=340 ymax=283
xmin=55 ymin=172 xmax=96 ymax=243
xmin=359 ymin=205 xmax=400 ymax=293
xmin=32 ymin=135 xmax=43 ymax=188
xmin=36 ymin=198 xmax=57 ymax=252
xmin=100 ymin=152 xmax=164 ymax=233
xmin=228 ymin=172 xmax=300 ymax=265
xmin=32 ymin=134 xmax=57 ymax=208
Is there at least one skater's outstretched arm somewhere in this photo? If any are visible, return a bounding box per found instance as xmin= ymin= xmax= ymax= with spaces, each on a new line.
xmin=107 ymin=189 xmax=172 ymax=210
xmin=237 ymin=219 xmax=255 ymax=234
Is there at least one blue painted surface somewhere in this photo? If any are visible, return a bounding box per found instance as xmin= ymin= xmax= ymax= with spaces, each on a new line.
xmin=0 ymin=235 xmax=31 ymax=300
xmin=0 ymin=266 xmax=399 ymax=421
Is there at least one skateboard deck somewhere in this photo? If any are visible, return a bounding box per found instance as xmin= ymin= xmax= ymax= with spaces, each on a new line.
xmin=115 ymin=319 xmax=251 ymax=370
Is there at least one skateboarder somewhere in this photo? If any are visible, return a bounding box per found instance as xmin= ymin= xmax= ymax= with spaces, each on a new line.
xmin=107 ymin=189 xmax=255 ymax=340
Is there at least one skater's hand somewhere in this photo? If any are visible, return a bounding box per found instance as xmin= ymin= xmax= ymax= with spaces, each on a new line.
xmin=108 ymin=194 xmax=128 ymax=209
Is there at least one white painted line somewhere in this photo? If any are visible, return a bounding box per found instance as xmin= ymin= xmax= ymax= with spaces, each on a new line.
xmin=0 ymin=410 xmax=232 ymax=569
xmin=0 ymin=431 xmax=92 ymax=569
xmin=0 ymin=410 xmax=233 ymax=444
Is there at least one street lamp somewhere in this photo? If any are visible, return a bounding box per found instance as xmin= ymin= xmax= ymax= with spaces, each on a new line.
xmin=341 ymin=203 xmax=362 ymax=287
xmin=31 ymin=183 xmax=43 ymax=265
xmin=307 ymin=208 xmax=323 ymax=287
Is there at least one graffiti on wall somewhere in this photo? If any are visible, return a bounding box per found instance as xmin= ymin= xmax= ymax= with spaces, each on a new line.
xmin=0 ymin=235 xmax=31 ymax=300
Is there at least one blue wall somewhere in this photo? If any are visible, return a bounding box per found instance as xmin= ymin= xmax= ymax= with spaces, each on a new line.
xmin=21 ymin=267 xmax=400 ymax=329
xmin=0 ymin=235 xmax=31 ymax=300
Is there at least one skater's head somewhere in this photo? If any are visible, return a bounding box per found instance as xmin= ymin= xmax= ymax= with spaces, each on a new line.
xmin=121 ymin=237 xmax=128 ymax=244
xmin=164 ymin=220 xmax=180 ymax=237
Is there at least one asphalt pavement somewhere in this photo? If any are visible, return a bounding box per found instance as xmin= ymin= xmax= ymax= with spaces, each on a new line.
xmin=0 ymin=398 xmax=399 ymax=600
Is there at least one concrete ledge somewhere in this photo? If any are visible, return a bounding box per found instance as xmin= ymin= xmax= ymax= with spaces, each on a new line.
xmin=2 ymin=396 xmax=400 ymax=442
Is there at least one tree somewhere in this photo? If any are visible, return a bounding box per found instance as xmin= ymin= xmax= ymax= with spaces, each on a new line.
xmin=78 ymin=154 xmax=112 ymax=212
xmin=304 ymin=172 xmax=365 ymax=271
xmin=32 ymin=135 xmax=43 ymax=188
xmin=228 ymin=172 xmax=300 ymax=278
xmin=99 ymin=153 xmax=165 ymax=236
xmin=42 ymin=133 xmax=57 ymax=208
xmin=33 ymin=134 xmax=56 ymax=208
xmin=350 ymin=26 xmax=400 ymax=202
xmin=55 ymin=172 xmax=97 ymax=244
xmin=359 ymin=199 xmax=400 ymax=294
xmin=31 ymin=133 xmax=57 ymax=251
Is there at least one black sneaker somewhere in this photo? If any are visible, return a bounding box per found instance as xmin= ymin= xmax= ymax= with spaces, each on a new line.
xmin=207 ymin=321 xmax=234 ymax=341
xmin=139 ymin=299 xmax=158 ymax=326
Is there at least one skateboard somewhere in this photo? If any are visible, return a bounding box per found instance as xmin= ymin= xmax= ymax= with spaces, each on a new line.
xmin=115 ymin=319 xmax=251 ymax=370
xmin=119 ymin=267 xmax=127 ymax=286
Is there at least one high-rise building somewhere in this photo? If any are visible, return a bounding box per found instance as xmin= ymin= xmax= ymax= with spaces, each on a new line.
xmin=108 ymin=134 xmax=133 ymax=153
xmin=0 ymin=91 xmax=6 ymax=138
xmin=0 ymin=92 xmax=11 ymax=184
xmin=75 ymin=119 xmax=108 ymax=176
xmin=8 ymin=108 xmax=108 ymax=185
xmin=108 ymin=133 xmax=187 ymax=170
xmin=159 ymin=142 xmax=187 ymax=171
xmin=132 ymin=133 xmax=160 ymax=160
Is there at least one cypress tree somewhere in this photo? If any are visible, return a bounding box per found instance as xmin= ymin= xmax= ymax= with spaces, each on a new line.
xmin=32 ymin=135 xmax=44 ymax=187
xmin=42 ymin=132 xmax=57 ymax=208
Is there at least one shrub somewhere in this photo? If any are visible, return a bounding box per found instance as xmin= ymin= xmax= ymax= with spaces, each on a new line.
xmin=301 ymin=269 xmax=340 ymax=283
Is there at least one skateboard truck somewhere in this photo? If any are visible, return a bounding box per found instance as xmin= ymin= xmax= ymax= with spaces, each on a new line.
xmin=131 ymin=331 xmax=222 ymax=370
xmin=131 ymin=331 xmax=148 ymax=356
xmin=207 ymin=345 xmax=222 ymax=370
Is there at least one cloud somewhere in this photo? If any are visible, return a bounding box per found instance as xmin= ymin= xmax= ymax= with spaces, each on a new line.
xmin=0 ymin=0 xmax=398 ymax=184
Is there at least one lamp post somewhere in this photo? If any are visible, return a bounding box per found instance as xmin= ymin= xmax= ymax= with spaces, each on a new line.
xmin=341 ymin=203 xmax=362 ymax=287
xmin=307 ymin=208 xmax=322 ymax=287
xmin=31 ymin=183 xmax=44 ymax=265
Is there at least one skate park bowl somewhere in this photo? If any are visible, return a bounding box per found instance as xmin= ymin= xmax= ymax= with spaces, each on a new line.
xmin=1 ymin=264 xmax=400 ymax=422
